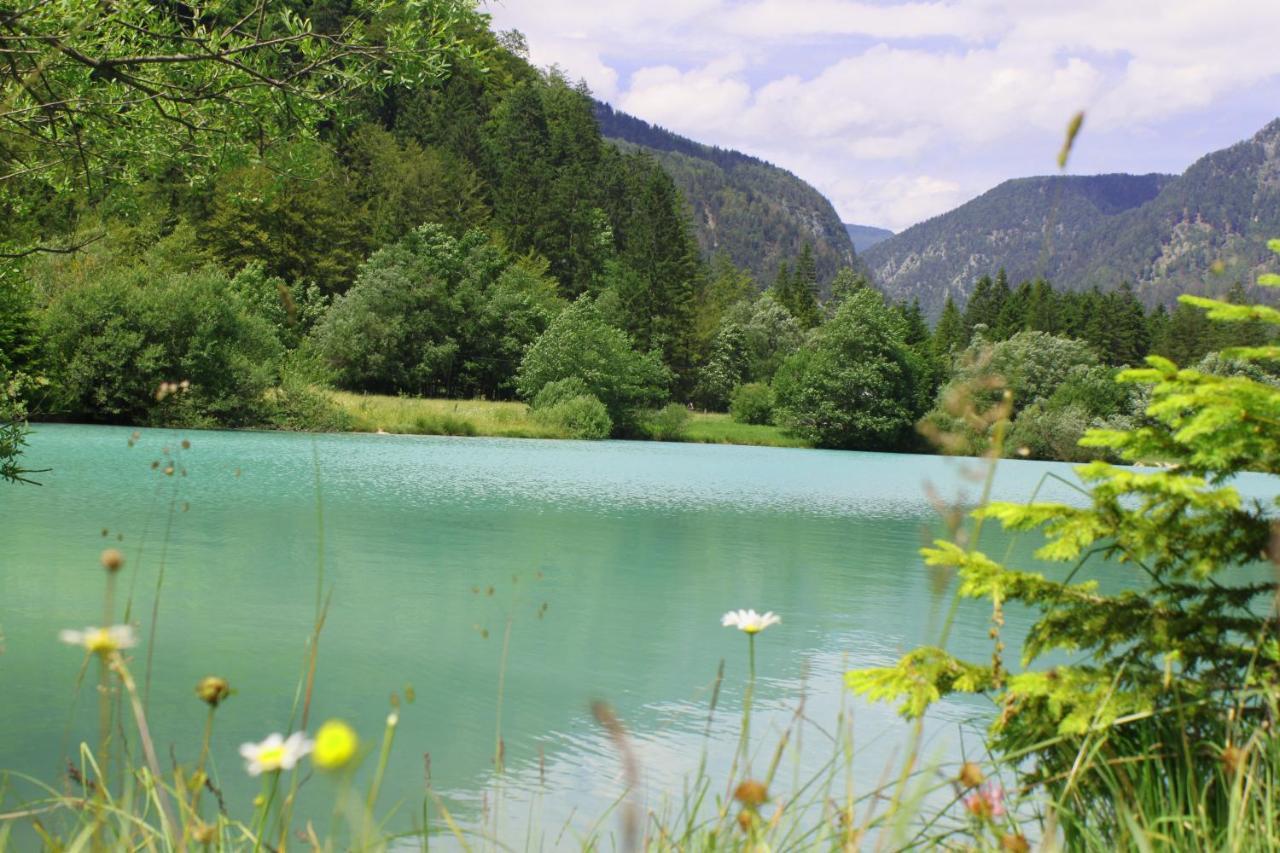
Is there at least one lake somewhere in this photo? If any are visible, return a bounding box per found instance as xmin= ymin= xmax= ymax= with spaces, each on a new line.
xmin=3 ymin=424 xmax=1271 ymax=845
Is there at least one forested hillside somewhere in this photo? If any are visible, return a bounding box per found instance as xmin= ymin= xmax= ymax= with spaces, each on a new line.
xmin=594 ymin=102 xmax=858 ymax=289
xmin=863 ymin=173 xmax=1173 ymax=317
xmin=866 ymin=118 xmax=1280 ymax=318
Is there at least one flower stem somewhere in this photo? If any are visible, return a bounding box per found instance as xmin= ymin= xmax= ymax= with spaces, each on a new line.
xmin=364 ymin=712 xmax=399 ymax=840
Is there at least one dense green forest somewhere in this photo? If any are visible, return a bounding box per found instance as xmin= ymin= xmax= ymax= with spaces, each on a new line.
xmin=866 ymin=118 xmax=1280 ymax=317
xmin=2 ymin=3 xmax=1276 ymax=477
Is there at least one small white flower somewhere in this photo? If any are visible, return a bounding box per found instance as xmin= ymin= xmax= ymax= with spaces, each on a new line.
xmin=59 ymin=625 xmax=137 ymax=655
xmin=721 ymin=609 xmax=781 ymax=634
xmin=239 ymin=732 xmax=314 ymax=776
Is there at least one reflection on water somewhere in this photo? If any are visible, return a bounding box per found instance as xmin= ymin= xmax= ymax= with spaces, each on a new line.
xmin=3 ymin=424 xmax=1275 ymax=844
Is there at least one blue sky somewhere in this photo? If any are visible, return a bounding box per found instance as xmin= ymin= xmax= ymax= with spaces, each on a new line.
xmin=484 ymin=0 xmax=1280 ymax=232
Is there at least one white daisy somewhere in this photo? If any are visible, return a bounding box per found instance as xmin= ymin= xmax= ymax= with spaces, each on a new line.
xmin=59 ymin=625 xmax=137 ymax=655
xmin=721 ymin=609 xmax=781 ymax=634
xmin=239 ymin=732 xmax=314 ymax=776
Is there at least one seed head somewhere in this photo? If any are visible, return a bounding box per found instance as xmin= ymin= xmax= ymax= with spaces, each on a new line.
xmin=195 ymin=676 xmax=231 ymax=708
xmin=958 ymin=761 xmax=984 ymax=789
xmin=1000 ymin=834 xmax=1030 ymax=852
xmin=734 ymin=779 xmax=768 ymax=808
xmin=100 ymin=548 xmax=125 ymax=573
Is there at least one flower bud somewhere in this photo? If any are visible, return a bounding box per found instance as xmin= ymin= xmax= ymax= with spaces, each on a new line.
xmin=195 ymin=676 xmax=231 ymax=708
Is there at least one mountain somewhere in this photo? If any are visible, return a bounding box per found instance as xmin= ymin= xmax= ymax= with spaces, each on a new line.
xmin=864 ymin=118 xmax=1280 ymax=318
xmin=594 ymin=101 xmax=857 ymax=290
xmin=844 ymin=224 xmax=894 ymax=253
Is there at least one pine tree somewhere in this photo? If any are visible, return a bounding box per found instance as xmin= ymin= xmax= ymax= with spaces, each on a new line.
xmin=786 ymin=243 xmax=823 ymax=328
xmin=1025 ymin=279 xmax=1058 ymax=334
xmin=932 ymin=296 xmax=967 ymax=363
xmin=995 ymin=280 xmax=1032 ymax=339
xmin=612 ymin=158 xmax=703 ymax=392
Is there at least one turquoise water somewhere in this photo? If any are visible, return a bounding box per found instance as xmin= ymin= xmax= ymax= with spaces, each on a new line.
xmin=3 ymin=424 xmax=1273 ymax=844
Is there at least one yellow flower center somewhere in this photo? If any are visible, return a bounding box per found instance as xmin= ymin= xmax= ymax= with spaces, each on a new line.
xmin=85 ymin=629 xmax=116 ymax=654
xmin=256 ymin=745 xmax=285 ymax=770
xmin=314 ymin=720 xmax=358 ymax=769
xmin=742 ymin=624 xmax=762 ymax=634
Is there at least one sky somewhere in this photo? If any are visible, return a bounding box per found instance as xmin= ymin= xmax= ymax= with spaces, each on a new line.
xmin=483 ymin=0 xmax=1280 ymax=233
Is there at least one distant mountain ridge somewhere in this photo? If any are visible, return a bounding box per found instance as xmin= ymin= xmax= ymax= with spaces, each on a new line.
xmin=594 ymin=101 xmax=857 ymax=290
xmin=864 ymin=118 xmax=1280 ymax=318
xmin=844 ymin=224 xmax=894 ymax=253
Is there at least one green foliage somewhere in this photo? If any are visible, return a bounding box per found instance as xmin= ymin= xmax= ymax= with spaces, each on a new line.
xmin=516 ymin=297 xmax=670 ymax=432
xmin=0 ymin=0 xmax=482 ymax=257
xmin=646 ymin=402 xmax=692 ymax=441
xmin=344 ymin=124 xmax=490 ymax=246
xmin=42 ymin=265 xmax=283 ymax=427
xmin=924 ymin=330 xmax=1099 ymax=455
xmin=849 ymin=241 xmax=1280 ymax=846
xmin=772 ymin=288 xmax=924 ymax=450
xmin=730 ymin=382 xmax=774 ymax=425
xmin=534 ymin=393 xmax=613 ymax=440
xmin=531 ymin=377 xmax=594 ymax=411
xmin=771 ymin=243 xmax=822 ymax=328
xmin=607 ymin=154 xmax=705 ymax=387
xmin=206 ymin=144 xmax=368 ymax=295
xmin=691 ymin=321 xmax=749 ymax=410
xmin=311 ymin=226 xmax=559 ymax=398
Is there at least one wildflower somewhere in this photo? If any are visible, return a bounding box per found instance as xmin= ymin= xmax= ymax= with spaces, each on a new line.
xmin=313 ymin=719 xmax=359 ymax=770
xmin=958 ymin=761 xmax=984 ymax=789
xmin=239 ymin=732 xmax=313 ymax=776
xmin=734 ymin=779 xmax=768 ymax=808
xmin=100 ymin=548 xmax=125 ymax=573
xmin=721 ymin=609 xmax=781 ymax=634
xmin=736 ymin=809 xmax=755 ymax=833
xmin=59 ymin=625 xmax=137 ymax=656
xmin=195 ymin=676 xmax=231 ymax=708
xmin=963 ymin=783 xmax=1006 ymax=820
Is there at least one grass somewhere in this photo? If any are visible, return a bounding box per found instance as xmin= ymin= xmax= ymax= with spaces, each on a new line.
xmin=682 ymin=412 xmax=811 ymax=448
xmin=330 ymin=391 xmax=812 ymax=448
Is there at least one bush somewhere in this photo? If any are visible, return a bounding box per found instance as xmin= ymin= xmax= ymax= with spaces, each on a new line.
xmin=730 ymin=382 xmax=773 ymax=425
xmin=531 ymin=376 xmax=591 ymax=411
xmin=534 ymin=393 xmax=612 ymax=440
xmin=268 ymin=355 xmax=353 ymax=433
xmin=516 ymin=297 xmax=669 ymax=432
xmin=42 ymin=265 xmax=283 ymax=426
xmin=771 ymin=289 xmax=924 ymax=451
xmin=646 ymin=402 xmax=691 ymax=441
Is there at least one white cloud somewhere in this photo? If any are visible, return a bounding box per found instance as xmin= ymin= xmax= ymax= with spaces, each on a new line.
xmin=486 ymin=0 xmax=1280 ymax=228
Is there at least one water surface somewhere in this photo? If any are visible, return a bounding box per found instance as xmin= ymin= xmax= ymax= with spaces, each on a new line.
xmin=3 ymin=425 xmax=1272 ymax=844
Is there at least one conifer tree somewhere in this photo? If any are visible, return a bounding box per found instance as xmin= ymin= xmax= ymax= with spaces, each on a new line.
xmin=932 ymin=296 xmax=967 ymax=363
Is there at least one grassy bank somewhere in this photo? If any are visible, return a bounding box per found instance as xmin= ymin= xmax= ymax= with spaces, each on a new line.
xmin=330 ymin=391 xmax=811 ymax=448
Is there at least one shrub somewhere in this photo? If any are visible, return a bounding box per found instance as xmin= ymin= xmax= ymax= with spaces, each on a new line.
xmin=646 ymin=402 xmax=691 ymax=441
xmin=531 ymin=376 xmax=592 ymax=411
xmin=42 ymin=265 xmax=282 ymax=426
xmin=516 ymin=297 xmax=670 ymax=431
xmin=771 ymin=289 xmax=924 ymax=451
xmin=534 ymin=393 xmax=612 ymax=440
xmin=730 ymin=382 xmax=773 ymax=425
